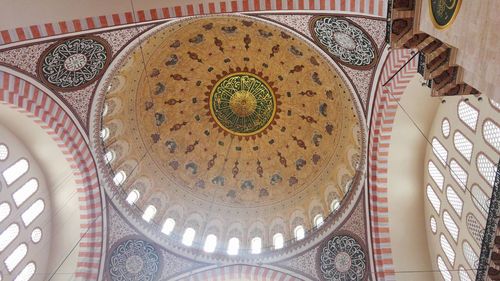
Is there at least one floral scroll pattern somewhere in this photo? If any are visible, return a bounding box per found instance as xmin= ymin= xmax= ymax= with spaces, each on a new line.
xmin=109 ymin=239 xmax=161 ymax=281
xmin=319 ymin=235 xmax=366 ymax=281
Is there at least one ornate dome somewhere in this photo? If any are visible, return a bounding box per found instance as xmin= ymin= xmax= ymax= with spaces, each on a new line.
xmin=98 ymin=15 xmax=365 ymax=256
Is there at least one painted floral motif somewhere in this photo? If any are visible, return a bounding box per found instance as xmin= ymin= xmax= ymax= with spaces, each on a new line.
xmin=109 ymin=239 xmax=161 ymax=281
xmin=40 ymin=37 xmax=109 ymax=89
xmin=312 ymin=17 xmax=375 ymax=68
xmin=319 ymin=235 xmax=366 ymax=281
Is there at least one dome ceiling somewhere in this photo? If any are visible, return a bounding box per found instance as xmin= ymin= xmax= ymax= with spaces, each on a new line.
xmin=102 ymin=15 xmax=364 ymax=246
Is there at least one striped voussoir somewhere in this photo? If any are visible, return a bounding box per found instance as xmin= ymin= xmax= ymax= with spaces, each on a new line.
xmin=368 ymin=49 xmax=417 ymax=280
xmin=182 ymin=265 xmax=302 ymax=281
xmin=0 ymin=71 xmax=103 ymax=280
xmin=0 ymin=0 xmax=388 ymax=45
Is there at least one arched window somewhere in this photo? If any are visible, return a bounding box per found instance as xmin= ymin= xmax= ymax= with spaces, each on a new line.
xmin=14 ymin=262 xmax=36 ymax=281
xmin=273 ymin=233 xmax=284 ymax=250
xmin=477 ymin=153 xmax=497 ymax=186
xmin=100 ymin=127 xmax=110 ymax=141
xmin=203 ymin=234 xmax=217 ymax=253
xmin=426 ymin=185 xmax=441 ymax=213
xmin=483 ymin=120 xmax=500 ymax=152
xmin=437 ymin=256 xmax=452 ymax=281
xmin=428 ymin=161 xmax=444 ymax=190
xmin=113 ymin=170 xmax=126 ymax=186
xmin=104 ymin=150 xmax=115 ymax=164
xmin=21 ymin=199 xmax=44 ymax=227
xmin=463 ymin=241 xmax=479 ymax=268
xmin=450 ymin=160 xmax=468 ymax=191
xmin=442 ymin=119 xmax=450 ymax=138
xmin=142 ymin=205 xmax=156 ymax=222
xmin=161 ymin=218 xmax=175 ymax=235
xmin=432 ymin=138 xmax=448 ymax=165
xmin=227 ymin=237 xmax=239 ymax=255
xmin=430 ymin=217 xmax=437 ymax=234
xmin=490 ymin=98 xmax=500 ymax=111
xmin=182 ymin=228 xmax=196 ymax=247
xmin=0 ymin=202 xmax=11 ymax=223
xmin=440 ymin=234 xmax=455 ymax=265
xmin=454 ymin=131 xmax=473 ymax=161
xmin=443 ymin=211 xmax=459 ymax=241
xmin=313 ymin=214 xmax=324 ymax=227
xmin=12 ymin=179 xmax=38 ymax=207
xmin=3 ymin=158 xmax=29 ymax=185
xmin=0 ymin=224 xmax=19 ymax=252
xmin=251 ymin=237 xmax=262 ymax=254
xmin=5 ymin=243 xmax=28 ymax=272
xmin=459 ymin=266 xmax=472 ymax=281
xmin=458 ymin=101 xmax=479 ymax=130
xmin=446 ymin=186 xmax=463 ymax=216
xmin=0 ymin=144 xmax=8 ymax=160
xmin=102 ymin=103 xmax=109 ymax=117
xmin=466 ymin=213 xmax=484 ymax=246
xmin=471 ymin=185 xmax=490 ymax=218
xmin=330 ymin=199 xmax=340 ymax=212
xmin=294 ymin=225 xmax=305 ymax=240
xmin=126 ymin=189 xmax=140 ymax=205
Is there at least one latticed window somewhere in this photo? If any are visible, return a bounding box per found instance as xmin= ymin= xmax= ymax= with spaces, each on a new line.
xmin=427 ymin=185 xmax=441 ymax=213
xmin=466 ymin=213 xmax=484 ymax=246
xmin=273 ymin=233 xmax=284 ymax=249
xmin=443 ymin=211 xmax=459 ymax=242
xmin=463 ymin=241 xmax=479 ymax=268
xmin=442 ymin=119 xmax=450 ymax=138
xmin=477 ymin=153 xmax=497 ymax=187
xmin=182 ymin=228 xmax=196 ymax=247
xmin=440 ymin=234 xmax=455 ymax=265
xmin=459 ymin=266 xmax=472 ymax=281
xmin=483 ymin=120 xmax=500 ymax=152
xmin=450 ymin=160 xmax=468 ymax=191
xmin=430 ymin=217 xmax=437 ymax=234
xmin=227 ymin=237 xmax=239 ymax=255
xmin=471 ymin=185 xmax=490 ymax=218
xmin=161 ymin=218 xmax=175 ymax=235
xmin=432 ymin=138 xmax=448 ymax=165
xmin=142 ymin=205 xmax=157 ymax=222
xmin=438 ymin=256 xmax=452 ymax=281
xmin=251 ymin=237 xmax=262 ymax=254
xmin=126 ymin=189 xmax=140 ymax=205
xmin=446 ymin=186 xmax=463 ymax=216
xmin=428 ymin=161 xmax=444 ymax=190
xmin=458 ymin=101 xmax=479 ymax=130
xmin=454 ymin=131 xmax=473 ymax=161
xmin=203 ymin=234 xmax=217 ymax=253
xmin=490 ymin=98 xmax=500 ymax=111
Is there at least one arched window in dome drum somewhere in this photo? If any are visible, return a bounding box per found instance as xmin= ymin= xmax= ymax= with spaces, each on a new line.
xmin=0 ymin=202 xmax=11 ymax=223
xmin=161 ymin=218 xmax=175 ymax=235
xmin=294 ymin=225 xmax=305 ymax=240
xmin=459 ymin=266 xmax=472 ymax=281
xmin=21 ymin=199 xmax=44 ymax=227
xmin=428 ymin=161 xmax=444 ymax=190
xmin=5 ymin=243 xmax=28 ymax=272
xmin=463 ymin=241 xmax=479 ymax=269
xmin=113 ymin=170 xmax=126 ymax=186
xmin=313 ymin=214 xmax=324 ymax=228
xmin=443 ymin=211 xmax=459 ymax=241
xmin=0 ymin=144 xmax=8 ymax=160
xmin=251 ymin=237 xmax=262 ymax=254
xmin=330 ymin=199 xmax=340 ymax=212
xmin=453 ymin=131 xmax=473 ymax=161
xmin=458 ymin=101 xmax=479 ymax=131
xmin=104 ymin=150 xmax=115 ymax=164
xmin=450 ymin=160 xmax=468 ymax=191
xmin=471 ymin=185 xmax=490 ymax=218
xmin=446 ymin=186 xmax=463 ymax=216
xmin=0 ymin=224 xmax=19 ymax=252
xmin=14 ymin=262 xmax=36 ymax=281
xmin=100 ymin=127 xmax=110 ymax=141
xmin=227 ymin=237 xmax=239 ymax=256
xmin=442 ymin=119 xmax=450 ymax=138
xmin=483 ymin=119 xmax=500 ymax=152
xmin=432 ymin=138 xmax=448 ymax=165
xmin=466 ymin=213 xmax=484 ymax=246
xmin=490 ymin=98 xmax=500 ymax=111
xmin=430 ymin=217 xmax=437 ymax=234
xmin=203 ymin=234 xmax=217 ymax=253
xmin=12 ymin=179 xmax=38 ymax=207
xmin=142 ymin=205 xmax=156 ymax=222
xmin=182 ymin=228 xmax=196 ymax=247
xmin=3 ymin=158 xmax=29 ymax=185
xmin=438 ymin=256 xmax=452 ymax=281
xmin=476 ymin=153 xmax=497 ymax=187
xmin=126 ymin=189 xmax=140 ymax=205
xmin=273 ymin=233 xmax=284 ymax=250
xmin=440 ymin=234 xmax=455 ymax=265
xmin=426 ymin=185 xmax=441 ymax=213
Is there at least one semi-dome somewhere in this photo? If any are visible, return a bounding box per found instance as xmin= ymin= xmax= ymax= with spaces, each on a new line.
xmin=97 ymin=15 xmax=365 ymax=257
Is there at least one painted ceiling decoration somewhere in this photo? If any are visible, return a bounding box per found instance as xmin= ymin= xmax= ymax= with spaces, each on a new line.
xmin=109 ymin=238 xmax=161 ymax=281
xmin=318 ymin=234 xmax=367 ymax=281
xmin=38 ymin=36 xmax=111 ymax=91
xmin=310 ymin=16 xmax=377 ymax=69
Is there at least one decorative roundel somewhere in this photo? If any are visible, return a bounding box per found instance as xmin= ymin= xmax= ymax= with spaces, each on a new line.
xmin=109 ymin=239 xmax=161 ymax=281
xmin=208 ymin=71 xmax=277 ymax=136
xmin=430 ymin=0 xmax=462 ymax=29
xmin=39 ymin=36 xmax=110 ymax=91
xmin=310 ymin=16 xmax=377 ymax=69
xmin=318 ymin=235 xmax=366 ymax=281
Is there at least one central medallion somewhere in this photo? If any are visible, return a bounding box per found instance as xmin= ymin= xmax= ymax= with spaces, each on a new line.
xmin=209 ymin=72 xmax=276 ymax=136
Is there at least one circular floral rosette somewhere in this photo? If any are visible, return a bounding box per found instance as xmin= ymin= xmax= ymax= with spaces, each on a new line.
xmin=311 ymin=16 xmax=377 ymax=69
xmin=319 ymin=235 xmax=366 ymax=281
xmin=39 ymin=36 xmax=110 ymax=91
xmin=109 ymin=239 xmax=161 ymax=281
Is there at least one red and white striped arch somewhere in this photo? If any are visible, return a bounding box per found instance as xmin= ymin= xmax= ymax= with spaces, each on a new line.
xmin=178 ymin=265 xmax=304 ymax=281
xmin=0 ymin=0 xmax=388 ymax=45
xmin=0 ymin=71 xmax=103 ymax=280
xmin=368 ymin=49 xmax=418 ymax=280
